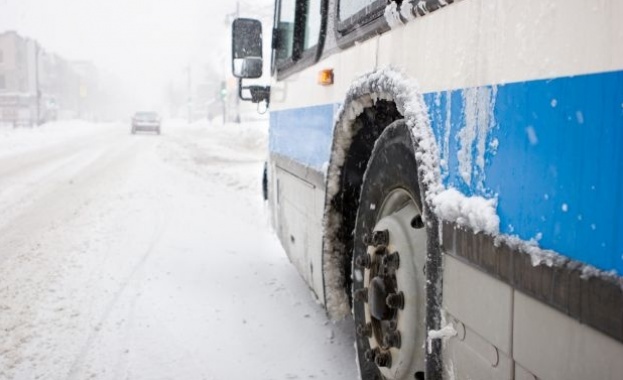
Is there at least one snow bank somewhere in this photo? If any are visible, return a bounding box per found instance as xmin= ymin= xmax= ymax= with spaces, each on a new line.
xmin=0 ymin=121 xmax=109 ymax=158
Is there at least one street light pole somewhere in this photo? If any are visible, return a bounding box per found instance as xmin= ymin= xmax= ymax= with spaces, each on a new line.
xmin=34 ymin=42 xmax=41 ymax=126
xmin=235 ymin=0 xmax=241 ymax=123
xmin=187 ymin=64 xmax=192 ymax=124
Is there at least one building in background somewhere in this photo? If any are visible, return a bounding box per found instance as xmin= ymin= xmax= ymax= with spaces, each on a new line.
xmin=0 ymin=31 xmax=101 ymax=127
xmin=70 ymin=60 xmax=99 ymax=120
xmin=0 ymin=31 xmax=38 ymax=126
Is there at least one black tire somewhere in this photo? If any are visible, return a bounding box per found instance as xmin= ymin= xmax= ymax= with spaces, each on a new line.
xmin=352 ymin=120 xmax=429 ymax=380
xmin=262 ymin=162 xmax=268 ymax=201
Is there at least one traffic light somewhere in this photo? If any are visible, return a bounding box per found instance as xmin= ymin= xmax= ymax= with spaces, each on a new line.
xmin=220 ymin=81 xmax=227 ymax=100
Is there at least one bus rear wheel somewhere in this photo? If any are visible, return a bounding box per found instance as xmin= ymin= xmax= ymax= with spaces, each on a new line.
xmin=352 ymin=120 xmax=427 ymax=380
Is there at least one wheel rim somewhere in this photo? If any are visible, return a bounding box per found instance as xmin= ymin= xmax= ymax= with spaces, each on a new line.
xmin=355 ymin=188 xmax=427 ymax=379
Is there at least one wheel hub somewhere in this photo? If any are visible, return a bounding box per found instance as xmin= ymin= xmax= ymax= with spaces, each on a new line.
xmin=354 ymin=189 xmax=427 ymax=379
xmin=368 ymin=275 xmax=394 ymax=321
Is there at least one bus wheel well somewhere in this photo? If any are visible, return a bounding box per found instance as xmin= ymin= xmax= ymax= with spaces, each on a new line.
xmin=323 ymin=99 xmax=402 ymax=318
xmin=322 ymin=68 xmax=439 ymax=321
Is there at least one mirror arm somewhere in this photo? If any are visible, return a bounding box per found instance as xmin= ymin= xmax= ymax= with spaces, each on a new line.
xmin=238 ymin=78 xmax=253 ymax=102
xmin=238 ymin=79 xmax=271 ymax=107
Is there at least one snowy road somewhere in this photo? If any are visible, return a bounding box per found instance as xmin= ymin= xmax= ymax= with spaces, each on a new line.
xmin=0 ymin=121 xmax=357 ymax=380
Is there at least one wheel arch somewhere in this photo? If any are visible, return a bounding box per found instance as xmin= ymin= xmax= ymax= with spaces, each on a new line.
xmin=321 ymin=68 xmax=444 ymax=321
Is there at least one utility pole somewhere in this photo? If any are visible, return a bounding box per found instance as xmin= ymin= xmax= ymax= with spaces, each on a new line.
xmin=235 ymin=0 xmax=241 ymax=123
xmin=220 ymin=80 xmax=227 ymax=124
xmin=34 ymin=42 xmax=41 ymax=126
xmin=187 ymin=64 xmax=192 ymax=124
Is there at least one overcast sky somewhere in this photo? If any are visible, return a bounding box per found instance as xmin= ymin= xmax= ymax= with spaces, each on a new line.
xmin=0 ymin=0 xmax=272 ymax=110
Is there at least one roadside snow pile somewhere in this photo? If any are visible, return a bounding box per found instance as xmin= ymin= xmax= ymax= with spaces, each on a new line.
xmin=157 ymin=119 xmax=268 ymax=194
xmin=171 ymin=118 xmax=268 ymax=161
xmin=197 ymin=119 xmax=267 ymax=151
xmin=432 ymin=188 xmax=499 ymax=235
xmin=0 ymin=121 xmax=108 ymax=158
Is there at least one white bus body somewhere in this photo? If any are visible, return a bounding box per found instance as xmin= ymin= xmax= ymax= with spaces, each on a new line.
xmin=233 ymin=1 xmax=623 ymax=379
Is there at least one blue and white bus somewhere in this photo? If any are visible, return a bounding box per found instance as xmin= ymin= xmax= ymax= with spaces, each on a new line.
xmin=231 ymin=1 xmax=623 ymax=379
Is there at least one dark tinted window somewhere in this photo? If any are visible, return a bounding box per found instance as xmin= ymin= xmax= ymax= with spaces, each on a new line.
xmin=276 ymin=0 xmax=296 ymax=62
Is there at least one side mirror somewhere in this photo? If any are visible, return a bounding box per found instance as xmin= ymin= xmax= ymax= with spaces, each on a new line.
xmin=232 ymin=18 xmax=263 ymax=79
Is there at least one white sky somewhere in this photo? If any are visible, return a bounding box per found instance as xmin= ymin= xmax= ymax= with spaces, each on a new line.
xmin=0 ymin=0 xmax=272 ymax=110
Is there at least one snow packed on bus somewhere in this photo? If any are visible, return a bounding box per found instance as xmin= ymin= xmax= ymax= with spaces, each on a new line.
xmin=231 ymin=1 xmax=623 ymax=379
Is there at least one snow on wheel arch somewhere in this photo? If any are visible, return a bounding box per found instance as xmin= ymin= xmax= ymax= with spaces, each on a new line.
xmin=322 ymin=67 xmax=444 ymax=320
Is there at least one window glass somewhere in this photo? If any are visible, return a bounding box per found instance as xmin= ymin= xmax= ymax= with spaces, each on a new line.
xmin=339 ymin=0 xmax=377 ymax=20
xmin=0 ymin=50 xmax=3 ymax=63
xmin=303 ymin=0 xmax=321 ymax=50
xmin=276 ymin=0 xmax=296 ymax=62
xmin=0 ymin=75 xmax=6 ymax=89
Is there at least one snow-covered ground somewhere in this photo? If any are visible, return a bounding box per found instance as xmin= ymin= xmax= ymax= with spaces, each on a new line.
xmin=0 ymin=120 xmax=357 ymax=380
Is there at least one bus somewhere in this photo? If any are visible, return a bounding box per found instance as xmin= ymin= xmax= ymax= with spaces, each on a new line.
xmin=231 ymin=1 xmax=623 ymax=379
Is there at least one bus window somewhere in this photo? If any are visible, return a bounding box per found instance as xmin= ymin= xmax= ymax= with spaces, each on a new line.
xmin=304 ymin=0 xmax=321 ymax=50
xmin=276 ymin=0 xmax=296 ymax=62
xmin=336 ymin=0 xmax=386 ymax=38
xmin=339 ymin=0 xmax=382 ymax=21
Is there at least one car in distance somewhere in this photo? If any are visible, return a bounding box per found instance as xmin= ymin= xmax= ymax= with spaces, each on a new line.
xmin=131 ymin=111 xmax=161 ymax=134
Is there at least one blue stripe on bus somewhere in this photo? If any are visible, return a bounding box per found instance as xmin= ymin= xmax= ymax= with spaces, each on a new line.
xmin=270 ymin=70 xmax=623 ymax=274
xmin=269 ymin=103 xmax=338 ymax=171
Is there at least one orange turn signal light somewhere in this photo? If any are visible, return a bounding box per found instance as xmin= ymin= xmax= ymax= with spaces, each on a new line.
xmin=317 ymin=69 xmax=334 ymax=86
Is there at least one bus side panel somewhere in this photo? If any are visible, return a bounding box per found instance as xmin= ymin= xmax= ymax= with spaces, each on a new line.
xmin=268 ymin=104 xmax=336 ymax=300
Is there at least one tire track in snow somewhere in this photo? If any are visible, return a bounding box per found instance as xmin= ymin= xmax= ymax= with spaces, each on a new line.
xmin=64 ymin=210 xmax=168 ymax=380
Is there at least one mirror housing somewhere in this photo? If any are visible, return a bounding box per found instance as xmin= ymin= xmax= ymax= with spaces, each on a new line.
xmin=232 ymin=18 xmax=263 ymax=79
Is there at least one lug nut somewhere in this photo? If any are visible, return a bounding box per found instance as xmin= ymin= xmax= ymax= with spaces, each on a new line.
xmin=411 ymin=215 xmax=424 ymax=229
xmin=386 ymin=292 xmax=404 ymax=309
xmin=371 ymin=229 xmax=389 ymax=247
xmin=382 ymin=251 xmax=400 ymax=270
xmin=364 ymin=347 xmax=379 ymax=362
xmin=355 ymin=254 xmax=372 ymax=269
xmin=354 ymin=288 xmax=368 ymax=303
xmin=388 ymin=320 xmax=397 ymax=331
xmin=383 ymin=330 xmax=401 ymax=349
xmin=374 ymin=246 xmax=388 ymax=258
xmin=356 ymin=322 xmax=372 ymax=338
xmin=374 ymin=350 xmax=392 ymax=368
